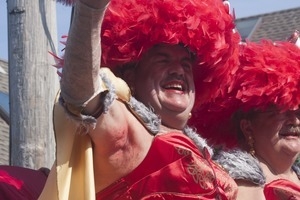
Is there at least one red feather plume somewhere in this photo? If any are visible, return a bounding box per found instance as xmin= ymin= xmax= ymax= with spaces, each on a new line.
xmin=101 ymin=0 xmax=240 ymax=109
xmin=190 ymin=40 xmax=300 ymax=148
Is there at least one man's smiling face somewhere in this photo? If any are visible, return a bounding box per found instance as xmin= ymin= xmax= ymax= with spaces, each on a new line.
xmin=133 ymin=44 xmax=195 ymax=129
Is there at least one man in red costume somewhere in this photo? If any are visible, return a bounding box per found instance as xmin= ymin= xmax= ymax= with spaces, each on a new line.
xmin=37 ymin=0 xmax=241 ymax=199
xmin=192 ymin=32 xmax=300 ymax=200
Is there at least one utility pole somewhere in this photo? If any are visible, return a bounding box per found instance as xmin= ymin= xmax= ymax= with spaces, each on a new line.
xmin=7 ymin=0 xmax=59 ymax=169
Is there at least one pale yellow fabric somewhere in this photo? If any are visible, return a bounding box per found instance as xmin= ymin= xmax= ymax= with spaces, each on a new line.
xmin=38 ymin=68 xmax=130 ymax=200
xmin=38 ymin=95 xmax=95 ymax=200
xmin=100 ymin=68 xmax=131 ymax=102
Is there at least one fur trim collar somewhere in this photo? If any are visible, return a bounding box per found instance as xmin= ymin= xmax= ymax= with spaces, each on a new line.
xmin=183 ymin=126 xmax=214 ymax=156
xmin=213 ymin=149 xmax=266 ymax=186
xmin=214 ymin=149 xmax=300 ymax=186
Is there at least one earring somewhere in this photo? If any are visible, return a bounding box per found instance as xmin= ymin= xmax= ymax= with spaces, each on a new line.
xmin=188 ymin=113 xmax=192 ymax=119
xmin=248 ymin=136 xmax=255 ymax=156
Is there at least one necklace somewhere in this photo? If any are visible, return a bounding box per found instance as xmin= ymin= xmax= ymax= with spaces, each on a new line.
xmin=256 ymin=154 xmax=279 ymax=175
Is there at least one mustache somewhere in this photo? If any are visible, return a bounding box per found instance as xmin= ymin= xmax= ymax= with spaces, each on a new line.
xmin=280 ymin=126 xmax=300 ymax=135
xmin=165 ymin=74 xmax=185 ymax=82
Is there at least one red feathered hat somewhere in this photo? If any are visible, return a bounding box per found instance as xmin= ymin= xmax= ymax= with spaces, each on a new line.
xmin=56 ymin=0 xmax=240 ymax=110
xmin=189 ymin=39 xmax=300 ymax=148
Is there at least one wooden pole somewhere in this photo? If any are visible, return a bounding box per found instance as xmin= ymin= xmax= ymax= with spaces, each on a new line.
xmin=7 ymin=0 xmax=59 ymax=169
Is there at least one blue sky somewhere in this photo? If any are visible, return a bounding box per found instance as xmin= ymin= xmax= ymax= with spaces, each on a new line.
xmin=1 ymin=0 xmax=300 ymax=61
